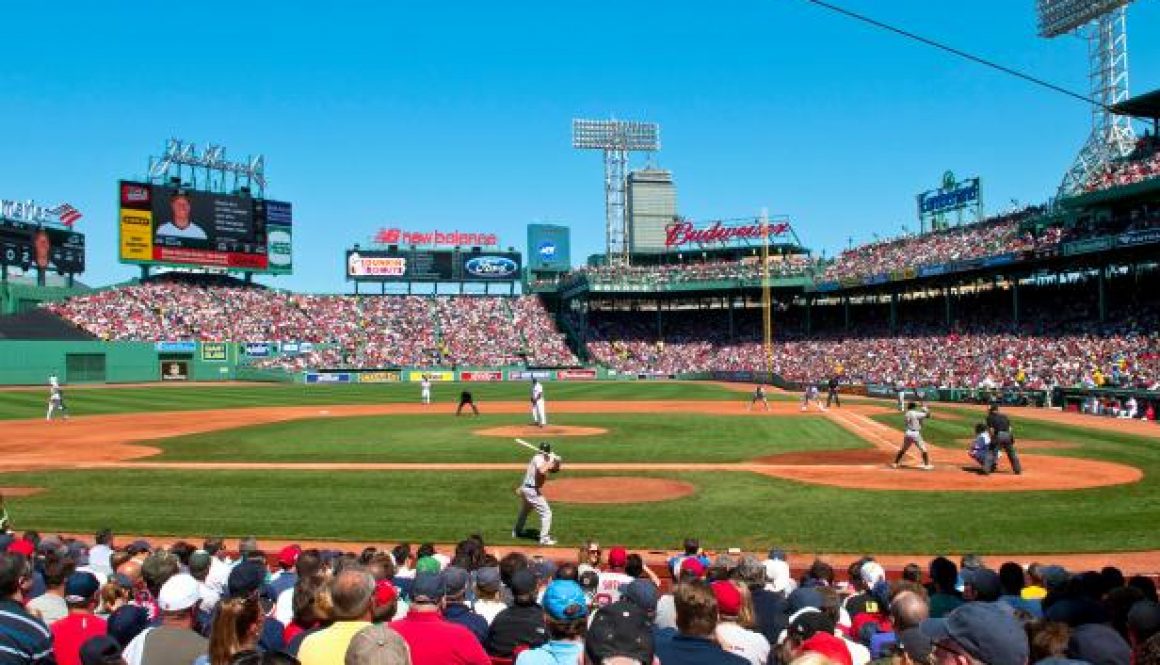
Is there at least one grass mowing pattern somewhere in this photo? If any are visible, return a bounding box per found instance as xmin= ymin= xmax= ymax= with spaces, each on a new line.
xmin=0 ymin=381 xmax=747 ymax=421
xmin=148 ymin=413 xmax=868 ymax=463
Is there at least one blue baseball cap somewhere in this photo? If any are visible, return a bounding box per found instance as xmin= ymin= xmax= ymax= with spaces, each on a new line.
xmin=542 ymin=580 xmax=588 ymax=621
xmin=921 ymin=602 xmax=1029 ymax=665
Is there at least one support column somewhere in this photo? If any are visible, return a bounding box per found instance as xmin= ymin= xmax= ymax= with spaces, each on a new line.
xmin=806 ymin=296 xmax=812 ymax=335
xmin=727 ymin=296 xmax=735 ymax=342
xmin=656 ymin=302 xmax=663 ymax=339
xmin=1098 ymin=266 xmax=1107 ymax=323
xmin=944 ymin=286 xmax=952 ymax=328
xmin=844 ymin=297 xmax=851 ymax=331
xmin=889 ymin=291 xmax=898 ymax=333
xmin=1012 ymin=279 xmax=1020 ymax=327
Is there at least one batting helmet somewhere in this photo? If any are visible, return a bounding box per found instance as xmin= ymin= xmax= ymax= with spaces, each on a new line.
xmin=539 ymin=442 xmax=552 ymax=454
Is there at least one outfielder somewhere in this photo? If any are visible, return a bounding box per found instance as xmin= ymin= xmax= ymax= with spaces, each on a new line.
xmin=513 ymin=442 xmax=561 ymax=545
xmin=748 ymin=385 xmax=770 ymax=412
xmin=891 ymin=401 xmax=933 ymax=470
xmin=46 ymin=383 xmax=69 ymax=421
xmin=420 ymin=375 xmax=431 ymax=405
xmin=530 ymin=378 xmax=547 ymax=427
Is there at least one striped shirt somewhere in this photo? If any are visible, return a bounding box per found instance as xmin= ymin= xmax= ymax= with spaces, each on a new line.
xmin=0 ymin=599 xmax=55 ymax=664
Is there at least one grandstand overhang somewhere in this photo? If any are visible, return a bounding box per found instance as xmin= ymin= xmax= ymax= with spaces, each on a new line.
xmin=1109 ymin=87 xmax=1160 ymax=121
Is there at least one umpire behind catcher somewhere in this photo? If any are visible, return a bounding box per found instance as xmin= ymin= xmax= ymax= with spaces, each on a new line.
xmin=985 ymin=404 xmax=1023 ymax=475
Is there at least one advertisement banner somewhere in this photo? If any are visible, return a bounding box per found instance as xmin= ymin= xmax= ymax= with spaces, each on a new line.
xmin=357 ymin=371 xmax=401 ymax=384
xmin=917 ymin=176 xmax=980 ymax=215
xmin=1063 ymin=237 xmax=1113 ymax=256
xmin=264 ymin=200 xmax=293 ymax=275
xmin=527 ymin=224 xmax=571 ymax=272
xmin=244 ymin=342 xmax=272 ymax=357
xmin=160 ymin=360 xmax=189 ymax=381
xmin=119 ymin=209 xmax=154 ymax=263
xmin=919 ymin=263 xmax=948 ymax=277
xmin=459 ymin=252 xmax=522 ymax=281
xmin=982 ymin=253 xmax=1017 ymax=267
xmin=509 ymin=370 xmax=556 ymax=381
xmin=1117 ymin=229 xmax=1160 ymax=248
xmin=156 ymin=341 xmax=197 ymax=353
xmin=200 ymin=343 xmax=228 ymax=362
xmin=305 ymin=372 xmax=352 ymax=384
xmin=406 ymin=370 xmax=454 ymax=382
xmin=557 ymin=369 xmax=597 ymax=380
xmin=461 ymin=370 xmax=503 ymax=382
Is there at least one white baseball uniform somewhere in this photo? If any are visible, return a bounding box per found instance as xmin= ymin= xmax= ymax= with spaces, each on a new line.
xmin=531 ymin=380 xmax=547 ymax=427
xmin=514 ymin=453 xmax=554 ymax=544
xmin=46 ymin=385 xmax=68 ymax=421
xmin=420 ymin=378 xmax=431 ymax=404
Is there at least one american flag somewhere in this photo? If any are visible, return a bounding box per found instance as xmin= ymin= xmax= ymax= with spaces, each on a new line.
xmin=51 ymin=203 xmax=83 ymax=227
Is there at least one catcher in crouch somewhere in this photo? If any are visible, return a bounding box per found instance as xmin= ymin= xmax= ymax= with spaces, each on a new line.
xmin=513 ymin=442 xmax=562 ymax=546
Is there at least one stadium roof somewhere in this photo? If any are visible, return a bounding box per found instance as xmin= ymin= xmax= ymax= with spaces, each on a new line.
xmin=1110 ymin=88 xmax=1160 ymax=120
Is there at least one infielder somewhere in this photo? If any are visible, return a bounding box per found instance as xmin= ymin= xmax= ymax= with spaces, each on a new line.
xmin=46 ymin=383 xmax=69 ymax=422
xmin=513 ymin=442 xmax=561 ymax=545
xmin=420 ymin=376 xmax=431 ymax=405
xmin=892 ymin=401 xmax=932 ymax=470
xmin=530 ymin=378 xmax=547 ymax=427
xmin=748 ymin=385 xmax=770 ymax=412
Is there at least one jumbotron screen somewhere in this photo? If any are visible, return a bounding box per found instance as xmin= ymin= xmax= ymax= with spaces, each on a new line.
xmin=0 ymin=219 xmax=85 ymax=274
xmin=118 ymin=181 xmax=293 ymax=273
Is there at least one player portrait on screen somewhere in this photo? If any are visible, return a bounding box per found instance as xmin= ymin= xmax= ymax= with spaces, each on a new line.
xmin=155 ymin=190 xmax=208 ymax=240
xmin=33 ymin=228 xmax=52 ymax=270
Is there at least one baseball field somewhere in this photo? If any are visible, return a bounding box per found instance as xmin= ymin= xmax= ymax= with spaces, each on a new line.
xmin=1 ymin=380 xmax=1158 ymax=565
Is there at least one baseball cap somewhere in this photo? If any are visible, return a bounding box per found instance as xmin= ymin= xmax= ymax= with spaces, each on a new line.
xmin=963 ymin=568 xmax=1002 ymax=600
xmin=277 ymin=545 xmax=301 ymax=568
xmin=620 ymin=579 xmax=659 ymax=614
xmin=1068 ymin=623 xmax=1131 ymax=665
xmin=737 ymin=555 xmax=767 ymax=586
xmin=787 ymin=587 xmax=824 ymax=614
xmin=373 ymin=579 xmax=398 ymax=605
xmin=158 ymin=573 xmax=200 ymax=612
xmin=711 ymin=580 xmax=742 ymax=617
xmin=475 ymin=566 xmax=501 ymax=593
xmin=542 ymin=580 xmax=588 ymax=621
xmin=8 ymin=539 xmax=34 ymax=557
xmin=789 ymin=609 xmax=836 ymax=641
xmin=188 ymin=550 xmax=212 ymax=576
xmin=227 ymin=561 xmax=266 ymax=598
xmin=799 ymin=631 xmax=854 ymax=665
xmin=441 ymin=566 xmax=470 ymax=598
xmin=415 ymin=556 xmax=441 ymax=575
xmin=861 ymin=561 xmax=886 ymax=588
xmin=126 ymin=539 xmax=151 ymax=555
xmin=510 ymin=568 xmax=537 ymax=598
xmin=1040 ymin=565 xmax=1070 ymax=590
xmin=920 ymin=601 xmax=1029 ymax=665
xmin=765 ymin=558 xmax=792 ymax=593
xmin=532 ymin=558 xmax=557 ymax=581
xmin=768 ymin=548 xmax=788 ymax=562
xmin=107 ymin=605 xmax=150 ymax=648
xmin=586 ymin=600 xmax=654 ymax=663
xmin=410 ymin=572 xmax=445 ymax=603
xmin=607 ymin=546 xmax=628 ymax=569
xmin=64 ymin=571 xmax=100 ymax=604
xmin=79 ymin=635 xmax=123 ymax=665
xmin=679 ymin=558 xmax=706 ymax=578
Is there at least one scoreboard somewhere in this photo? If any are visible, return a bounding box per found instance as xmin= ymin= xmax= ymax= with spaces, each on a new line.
xmin=118 ymin=181 xmax=293 ymax=274
xmin=0 ymin=219 xmax=85 ymax=274
xmin=346 ymin=249 xmax=522 ymax=282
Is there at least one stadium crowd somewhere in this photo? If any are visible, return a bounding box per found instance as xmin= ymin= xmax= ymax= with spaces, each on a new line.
xmin=1085 ymin=136 xmax=1160 ymax=193
xmin=47 ymin=280 xmax=577 ymax=371
xmin=569 ymin=256 xmax=815 ymax=288
xmin=3 ymin=530 xmax=1160 ymax=665
xmin=818 ymin=208 xmax=1054 ymax=283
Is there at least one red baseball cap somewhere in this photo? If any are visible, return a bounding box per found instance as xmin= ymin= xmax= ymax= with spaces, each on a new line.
xmin=680 ymin=557 xmax=706 ymax=578
xmin=711 ymin=580 xmax=742 ymax=616
xmin=8 ymin=539 xmax=34 ymax=557
xmin=373 ymin=579 xmax=398 ymax=605
xmin=799 ymin=632 xmax=853 ymax=665
xmin=607 ymin=546 xmax=628 ymax=569
xmin=277 ymin=545 xmax=301 ymax=568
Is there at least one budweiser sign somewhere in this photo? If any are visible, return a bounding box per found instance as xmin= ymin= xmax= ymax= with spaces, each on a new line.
xmin=374 ymin=227 xmax=498 ymax=247
xmin=664 ymin=220 xmax=791 ymax=247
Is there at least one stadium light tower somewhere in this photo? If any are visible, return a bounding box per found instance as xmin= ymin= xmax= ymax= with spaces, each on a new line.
xmin=1037 ymin=0 xmax=1138 ymax=196
xmin=572 ymin=119 xmax=660 ymax=267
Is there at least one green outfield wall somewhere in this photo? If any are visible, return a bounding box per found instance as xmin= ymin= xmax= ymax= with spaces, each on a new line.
xmin=0 ymin=340 xmax=244 ymax=385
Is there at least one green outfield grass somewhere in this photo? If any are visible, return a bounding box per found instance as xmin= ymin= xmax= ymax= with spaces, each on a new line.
xmin=148 ymin=413 xmax=866 ymax=463
xmin=0 ymin=381 xmax=755 ymax=420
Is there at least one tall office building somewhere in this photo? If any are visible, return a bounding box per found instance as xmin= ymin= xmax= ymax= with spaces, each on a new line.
xmin=626 ymin=169 xmax=677 ymax=254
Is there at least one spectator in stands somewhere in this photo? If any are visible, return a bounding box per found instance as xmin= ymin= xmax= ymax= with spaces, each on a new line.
xmin=28 ymin=553 xmax=72 ymax=625
xmin=927 ymin=558 xmax=963 ymax=619
xmin=390 ymin=572 xmax=489 ymax=665
xmin=343 ymin=623 xmax=411 ymax=665
xmin=487 ymin=569 xmax=549 ymax=657
xmin=515 ymin=579 xmax=589 ymax=664
xmin=584 ymin=599 xmax=656 ymax=665
xmin=199 ymin=587 xmax=264 ymax=665
xmin=123 ymin=573 xmax=208 ymax=665
xmin=52 ymin=572 xmax=106 ymax=665
xmin=920 ymin=601 xmax=1029 ymax=665
xmin=711 ymin=580 xmax=770 ymax=665
xmin=654 ymin=580 xmax=748 ymax=664
xmin=0 ymin=552 xmax=53 ymax=665
xmin=471 ymin=567 xmax=507 ymax=625
xmin=297 ymin=567 xmax=377 ymax=665
xmin=439 ymin=567 xmax=488 ymax=645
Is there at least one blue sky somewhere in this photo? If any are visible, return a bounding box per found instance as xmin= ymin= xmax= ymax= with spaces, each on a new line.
xmin=2 ymin=0 xmax=1158 ymax=293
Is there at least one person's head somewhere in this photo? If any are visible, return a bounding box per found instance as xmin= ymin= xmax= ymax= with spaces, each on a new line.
xmin=891 ymin=590 xmax=929 ymax=630
xmin=64 ymin=571 xmax=101 ymax=611
xmin=441 ymin=566 xmax=470 ymax=603
xmin=962 ymin=569 xmax=1001 ymax=602
xmin=607 ymin=547 xmax=628 ymax=572
xmin=475 ymin=566 xmax=502 ymax=601
xmin=806 ymin=559 xmax=834 ymax=587
xmin=95 ymin=529 xmax=114 ymax=547
xmin=330 ymin=567 xmax=375 ymax=621
xmin=674 ymin=580 xmax=718 ymax=637
xmin=902 ymin=563 xmax=924 ymax=584
xmin=34 ymin=229 xmax=50 ymax=269
xmin=78 ymin=635 xmax=125 ymax=665
xmin=908 ymin=401 xmax=918 ymax=411
xmin=141 ymin=550 xmax=181 ymax=596
xmin=344 ymin=624 xmax=407 ymax=665
xmin=929 ymin=557 xmax=958 ymax=593
xmin=682 ymin=538 xmax=699 ymax=556
xmin=585 ymin=600 xmax=654 ymax=665
xmin=580 ymin=540 xmax=602 ymax=568
xmin=370 ymin=579 xmax=398 ymax=623
xmin=209 ymin=592 xmax=265 ymax=665
xmin=204 ymin=537 xmax=226 ymax=557
xmin=100 ymin=576 xmax=132 ymax=613
xmin=296 ymin=549 xmax=324 ymax=579
xmin=989 ymin=403 xmax=1000 ymax=413
xmin=171 ymin=192 xmax=192 ymax=228
xmin=543 ymin=580 xmax=589 ymax=641
xmin=0 ymin=553 xmax=33 ymax=600
xmin=41 ymin=553 xmax=76 ymax=590
xmin=291 ymin=574 xmax=331 ymax=628
xmin=510 ymin=568 xmax=538 ymax=606
xmin=921 ymin=601 xmax=1028 ymax=665
xmin=1026 ymin=620 xmax=1070 ymax=663
xmin=974 ymin=423 xmax=987 ymax=435
xmin=107 ymin=605 xmax=150 ymax=649
xmin=499 ymin=551 xmax=530 ymax=588
xmin=998 ymin=562 xmax=1025 ymax=596
xmin=157 ymin=573 xmax=201 ymax=627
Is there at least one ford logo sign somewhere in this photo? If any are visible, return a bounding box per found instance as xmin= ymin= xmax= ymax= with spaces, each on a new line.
xmin=537 ymin=241 xmax=556 ymax=260
xmin=465 ymin=256 xmax=518 ymax=277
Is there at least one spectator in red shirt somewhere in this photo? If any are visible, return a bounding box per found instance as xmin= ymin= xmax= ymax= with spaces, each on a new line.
xmin=52 ymin=572 xmax=107 ymax=665
xmin=390 ymin=572 xmax=490 ymax=665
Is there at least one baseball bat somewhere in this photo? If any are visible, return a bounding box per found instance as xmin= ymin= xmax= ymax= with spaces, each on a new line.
xmin=515 ymin=438 xmax=560 ymax=460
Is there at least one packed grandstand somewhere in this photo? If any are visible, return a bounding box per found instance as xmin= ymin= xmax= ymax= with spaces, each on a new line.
xmin=5 ymin=531 xmax=1160 ymax=665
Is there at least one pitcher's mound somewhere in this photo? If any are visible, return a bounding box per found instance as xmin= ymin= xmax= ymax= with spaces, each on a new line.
xmin=476 ymin=425 xmax=608 ymax=437
xmin=544 ymin=477 xmax=695 ymax=503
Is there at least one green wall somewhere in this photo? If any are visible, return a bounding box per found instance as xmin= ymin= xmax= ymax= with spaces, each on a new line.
xmin=0 ymin=341 xmax=243 ymax=385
